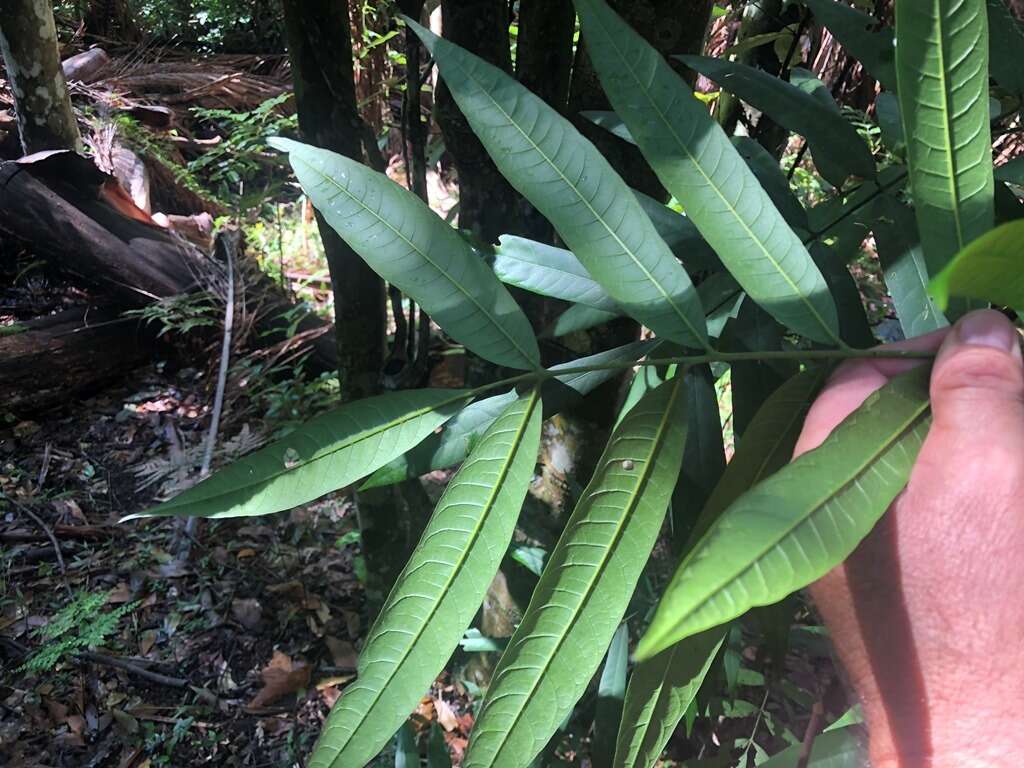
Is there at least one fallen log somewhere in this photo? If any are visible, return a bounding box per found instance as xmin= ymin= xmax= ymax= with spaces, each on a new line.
xmin=0 ymin=307 xmax=151 ymax=413
xmin=0 ymin=151 xmax=339 ymax=377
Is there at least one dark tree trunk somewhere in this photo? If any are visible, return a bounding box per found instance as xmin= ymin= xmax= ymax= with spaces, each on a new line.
xmin=281 ymin=0 xmax=386 ymax=402
xmin=568 ymin=0 xmax=715 ymax=201
xmin=0 ymin=0 xmax=82 ymax=153
xmin=435 ymin=0 xmax=547 ymax=244
xmin=515 ymin=0 xmax=576 ymax=112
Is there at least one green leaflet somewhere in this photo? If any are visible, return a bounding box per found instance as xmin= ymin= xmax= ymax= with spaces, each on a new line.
xmin=995 ymin=155 xmax=1024 ymax=185
xmin=613 ymin=368 xmax=827 ymax=768
xmin=124 ymin=389 xmax=471 ymax=520
xmin=986 ymin=0 xmax=1024 ymax=96
xmin=269 ymin=138 xmax=540 ymax=371
xmin=801 ymin=0 xmax=896 ymax=91
xmin=680 ymin=57 xmax=875 ymax=186
xmin=930 ymin=220 xmax=1024 ymax=310
xmin=407 ymin=20 xmax=709 ymax=350
xmin=493 ymin=235 xmax=619 ymax=312
xmin=395 ymin=723 xmax=418 ymax=768
xmin=612 ymin=629 xmax=723 ymax=768
xmin=362 ymin=341 xmax=655 ymax=489
xmin=895 ymin=0 xmax=994 ymax=275
xmin=871 ymin=196 xmax=949 ymax=337
xmin=638 ymin=366 xmax=932 ymax=659
xmin=464 ymin=377 xmax=689 ymax=768
xmin=308 ymin=389 xmax=542 ymax=768
xmin=547 ymin=303 xmax=622 ymax=337
xmin=574 ymin=0 xmax=840 ymax=346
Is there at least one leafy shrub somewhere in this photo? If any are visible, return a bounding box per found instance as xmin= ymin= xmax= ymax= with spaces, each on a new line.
xmin=128 ymin=0 xmax=1024 ymax=765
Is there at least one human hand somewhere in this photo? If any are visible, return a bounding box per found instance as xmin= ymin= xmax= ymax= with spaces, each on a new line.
xmin=794 ymin=310 xmax=1024 ymax=768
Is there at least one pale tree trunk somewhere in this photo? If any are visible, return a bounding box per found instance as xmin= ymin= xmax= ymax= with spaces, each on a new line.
xmin=0 ymin=0 xmax=82 ymax=153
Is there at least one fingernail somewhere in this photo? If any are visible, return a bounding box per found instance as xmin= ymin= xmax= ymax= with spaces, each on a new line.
xmin=957 ymin=311 xmax=1018 ymax=354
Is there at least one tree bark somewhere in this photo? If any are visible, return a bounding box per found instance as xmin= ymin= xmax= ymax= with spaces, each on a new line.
xmin=281 ymin=0 xmax=386 ymax=402
xmin=0 ymin=0 xmax=82 ymax=154
xmin=0 ymin=308 xmax=151 ymax=414
xmin=515 ymin=0 xmax=576 ymax=112
xmin=435 ymin=0 xmax=547 ymax=244
xmin=568 ymin=0 xmax=715 ymax=200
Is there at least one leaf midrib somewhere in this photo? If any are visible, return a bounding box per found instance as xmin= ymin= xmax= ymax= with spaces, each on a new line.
xmin=932 ymin=0 xmax=968 ymax=250
xmin=441 ymin=47 xmax=708 ymax=349
xmin=585 ymin=3 xmax=840 ymax=346
xmin=669 ymin=401 xmax=930 ymax=638
xmin=294 ymin=152 xmax=539 ymax=370
xmin=476 ymin=377 xmax=684 ymax=766
xmin=324 ymin=389 xmax=540 ymax=768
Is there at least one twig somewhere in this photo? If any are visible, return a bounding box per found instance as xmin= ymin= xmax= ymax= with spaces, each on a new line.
xmin=11 ymin=499 xmax=71 ymax=598
xmin=76 ymin=651 xmax=189 ymax=688
xmin=796 ymin=700 xmax=826 ymax=768
xmin=181 ymin=230 xmax=238 ymax=558
xmin=37 ymin=442 xmax=52 ymax=490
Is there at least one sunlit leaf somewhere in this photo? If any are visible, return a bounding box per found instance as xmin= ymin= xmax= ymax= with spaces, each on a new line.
xmin=464 ymin=377 xmax=689 ymax=767
xmin=929 ymin=220 xmax=1024 ymax=310
xmin=270 ymin=137 xmax=540 ymax=370
xmin=125 ymin=389 xmax=471 ymax=520
xmin=408 ymin=20 xmax=709 ymax=349
xmin=895 ymin=0 xmax=994 ymax=274
xmin=638 ymin=366 xmax=932 ymax=658
xmin=574 ymin=0 xmax=840 ymax=345
xmin=308 ymin=389 xmax=542 ymax=768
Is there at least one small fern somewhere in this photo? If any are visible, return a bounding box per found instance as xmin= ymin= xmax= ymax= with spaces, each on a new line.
xmin=19 ymin=590 xmax=139 ymax=674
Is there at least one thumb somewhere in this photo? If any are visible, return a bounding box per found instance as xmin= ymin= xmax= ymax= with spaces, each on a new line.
xmin=930 ymin=310 xmax=1024 ymax=436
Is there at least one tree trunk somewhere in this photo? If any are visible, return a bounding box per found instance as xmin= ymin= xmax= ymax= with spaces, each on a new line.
xmin=568 ymin=0 xmax=715 ymax=201
xmin=435 ymin=0 xmax=547 ymax=244
xmin=281 ymin=0 xmax=386 ymax=403
xmin=515 ymin=0 xmax=575 ymax=113
xmin=0 ymin=0 xmax=82 ymax=153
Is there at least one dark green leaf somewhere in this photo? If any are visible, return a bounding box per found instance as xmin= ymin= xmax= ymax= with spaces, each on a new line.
xmin=362 ymin=342 xmax=654 ymax=488
xmin=547 ymin=304 xmax=622 ymax=337
xmin=270 ymin=138 xmax=539 ymax=370
xmin=408 ymin=20 xmax=708 ymax=349
xmin=638 ymin=366 xmax=932 ymax=658
xmin=680 ymin=57 xmax=875 ymax=185
xmin=574 ymin=0 xmax=840 ymax=344
xmin=126 ymin=389 xmax=471 ymax=520
xmin=986 ymin=0 xmax=1024 ymax=96
xmin=732 ymin=137 xmax=808 ymax=230
xmin=758 ymin=728 xmax=861 ymax=768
